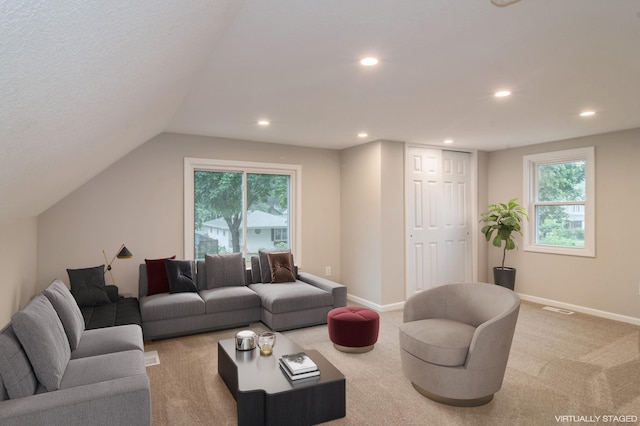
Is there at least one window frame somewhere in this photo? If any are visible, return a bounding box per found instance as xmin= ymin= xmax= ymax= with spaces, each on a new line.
xmin=184 ymin=157 xmax=302 ymax=263
xmin=522 ymin=147 xmax=595 ymax=257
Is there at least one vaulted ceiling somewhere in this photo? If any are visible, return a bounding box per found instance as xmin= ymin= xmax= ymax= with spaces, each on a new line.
xmin=2 ymin=1 xmax=639 ymax=221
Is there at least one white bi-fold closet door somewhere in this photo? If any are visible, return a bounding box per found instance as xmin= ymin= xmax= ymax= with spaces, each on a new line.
xmin=405 ymin=146 xmax=472 ymax=297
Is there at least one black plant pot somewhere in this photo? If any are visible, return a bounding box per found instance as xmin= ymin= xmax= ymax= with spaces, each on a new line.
xmin=493 ymin=267 xmax=516 ymax=290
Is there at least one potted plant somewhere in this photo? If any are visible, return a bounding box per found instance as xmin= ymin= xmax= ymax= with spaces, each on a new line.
xmin=480 ymin=198 xmax=529 ymax=290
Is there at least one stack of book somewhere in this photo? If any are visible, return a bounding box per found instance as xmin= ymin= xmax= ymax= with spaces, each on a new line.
xmin=279 ymin=352 xmax=320 ymax=381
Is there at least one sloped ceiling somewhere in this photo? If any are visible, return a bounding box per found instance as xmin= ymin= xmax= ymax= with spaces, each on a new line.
xmin=2 ymin=0 xmax=640 ymax=222
xmin=0 ymin=1 xmax=243 ymax=221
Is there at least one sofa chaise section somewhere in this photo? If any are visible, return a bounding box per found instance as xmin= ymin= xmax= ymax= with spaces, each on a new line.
xmin=247 ymin=253 xmax=348 ymax=331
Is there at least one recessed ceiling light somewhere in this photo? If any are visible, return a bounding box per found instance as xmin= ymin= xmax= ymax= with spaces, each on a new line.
xmin=257 ymin=120 xmax=270 ymax=126
xmin=444 ymin=139 xmax=454 ymax=144
xmin=494 ymin=90 xmax=511 ymax=98
xmin=580 ymin=111 xmax=595 ymax=117
xmin=358 ymin=132 xmax=368 ymax=138
xmin=360 ymin=57 xmax=378 ymax=66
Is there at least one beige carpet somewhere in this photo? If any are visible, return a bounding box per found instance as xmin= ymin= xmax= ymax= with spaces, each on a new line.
xmin=143 ymin=301 xmax=640 ymax=425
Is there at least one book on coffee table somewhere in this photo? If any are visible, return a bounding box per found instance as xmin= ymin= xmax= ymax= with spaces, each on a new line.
xmin=279 ymin=352 xmax=318 ymax=375
xmin=279 ymin=361 xmax=320 ymax=381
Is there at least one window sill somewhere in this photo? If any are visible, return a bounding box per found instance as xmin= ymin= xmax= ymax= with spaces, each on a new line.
xmin=524 ymin=245 xmax=595 ymax=258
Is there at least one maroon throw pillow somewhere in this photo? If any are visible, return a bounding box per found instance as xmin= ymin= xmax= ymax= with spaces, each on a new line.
xmin=145 ymin=256 xmax=176 ymax=296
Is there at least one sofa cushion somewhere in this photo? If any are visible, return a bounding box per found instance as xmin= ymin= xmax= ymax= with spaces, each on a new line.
xmin=140 ymin=292 xmax=205 ymax=322
xmin=145 ymin=256 xmax=176 ymax=296
xmin=61 ymin=349 xmax=146 ymax=390
xmin=71 ymin=324 xmax=144 ymax=359
xmin=249 ymin=282 xmax=333 ymax=313
xmin=0 ymin=325 xmax=38 ymax=399
xmin=11 ymin=295 xmax=71 ymax=391
xmin=205 ymin=253 xmax=245 ymax=288
xmin=164 ymin=259 xmax=197 ymax=293
xmin=67 ymin=265 xmax=111 ymax=307
xmin=267 ymin=251 xmax=296 ymax=283
xmin=43 ymin=278 xmax=85 ymax=350
xmin=80 ymin=297 xmax=142 ymax=330
xmin=200 ymin=286 xmax=261 ymax=314
xmin=399 ymin=318 xmax=476 ymax=367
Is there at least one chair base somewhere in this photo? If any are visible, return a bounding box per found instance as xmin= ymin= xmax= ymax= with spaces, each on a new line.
xmin=411 ymin=383 xmax=494 ymax=407
xmin=333 ymin=343 xmax=374 ymax=353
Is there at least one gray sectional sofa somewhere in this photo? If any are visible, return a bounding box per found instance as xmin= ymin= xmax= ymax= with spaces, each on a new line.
xmin=0 ymin=279 xmax=150 ymax=426
xmin=138 ymin=251 xmax=347 ymax=340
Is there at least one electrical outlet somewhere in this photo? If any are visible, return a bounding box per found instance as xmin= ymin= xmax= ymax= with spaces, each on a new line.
xmin=325 ymin=266 xmax=332 ymax=276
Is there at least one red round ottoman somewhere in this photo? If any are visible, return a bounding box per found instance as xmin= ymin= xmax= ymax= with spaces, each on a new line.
xmin=327 ymin=306 xmax=380 ymax=353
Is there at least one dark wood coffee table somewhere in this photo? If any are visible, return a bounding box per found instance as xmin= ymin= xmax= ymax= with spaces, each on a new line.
xmin=218 ymin=332 xmax=346 ymax=426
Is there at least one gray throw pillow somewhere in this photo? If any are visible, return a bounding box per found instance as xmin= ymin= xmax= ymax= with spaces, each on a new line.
xmin=164 ymin=259 xmax=197 ymax=293
xmin=67 ymin=265 xmax=111 ymax=307
xmin=12 ymin=295 xmax=71 ymax=392
xmin=250 ymin=256 xmax=262 ymax=284
xmin=205 ymin=253 xmax=245 ymax=288
xmin=0 ymin=325 xmax=38 ymax=399
xmin=43 ymin=279 xmax=86 ymax=350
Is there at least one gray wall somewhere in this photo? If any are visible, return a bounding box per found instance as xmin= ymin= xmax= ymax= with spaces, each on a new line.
xmin=340 ymin=140 xmax=405 ymax=309
xmin=36 ymin=133 xmax=342 ymax=299
xmin=486 ymin=128 xmax=640 ymax=319
xmin=2 ymin=128 xmax=638 ymax=325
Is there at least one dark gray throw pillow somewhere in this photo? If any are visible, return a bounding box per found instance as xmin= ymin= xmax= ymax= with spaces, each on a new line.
xmin=164 ymin=259 xmax=197 ymax=293
xmin=67 ymin=265 xmax=111 ymax=307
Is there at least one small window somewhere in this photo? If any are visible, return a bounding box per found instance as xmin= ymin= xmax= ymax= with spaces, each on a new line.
xmin=523 ymin=147 xmax=595 ymax=257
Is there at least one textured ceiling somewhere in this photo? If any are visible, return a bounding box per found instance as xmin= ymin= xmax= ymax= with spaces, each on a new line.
xmin=1 ymin=0 xmax=640 ymax=221
xmin=0 ymin=0 xmax=243 ymax=220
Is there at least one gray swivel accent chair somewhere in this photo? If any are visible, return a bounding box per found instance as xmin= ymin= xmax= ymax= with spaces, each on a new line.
xmin=399 ymin=282 xmax=520 ymax=406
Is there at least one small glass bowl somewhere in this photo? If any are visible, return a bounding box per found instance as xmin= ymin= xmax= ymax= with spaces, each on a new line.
xmin=257 ymin=332 xmax=276 ymax=356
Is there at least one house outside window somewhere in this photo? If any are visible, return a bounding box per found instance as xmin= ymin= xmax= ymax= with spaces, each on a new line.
xmin=272 ymin=228 xmax=288 ymax=244
xmin=522 ymin=147 xmax=595 ymax=257
xmin=184 ymin=158 xmax=301 ymax=262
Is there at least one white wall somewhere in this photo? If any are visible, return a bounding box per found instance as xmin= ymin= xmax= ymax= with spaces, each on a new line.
xmin=0 ymin=218 xmax=38 ymax=326
xmin=486 ymin=128 xmax=640 ymax=320
xmin=37 ymin=133 xmax=341 ymax=298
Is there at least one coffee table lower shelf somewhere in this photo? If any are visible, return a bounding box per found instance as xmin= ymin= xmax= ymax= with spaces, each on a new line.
xmin=218 ymin=333 xmax=346 ymax=426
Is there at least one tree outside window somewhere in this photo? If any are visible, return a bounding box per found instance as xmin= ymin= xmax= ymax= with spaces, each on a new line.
xmin=535 ymin=160 xmax=586 ymax=247
xmin=523 ymin=147 xmax=595 ymax=257
xmin=192 ymin=169 xmax=292 ymax=260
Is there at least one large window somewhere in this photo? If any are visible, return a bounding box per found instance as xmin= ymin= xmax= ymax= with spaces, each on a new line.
xmin=184 ymin=158 xmax=301 ymax=262
xmin=523 ymin=147 xmax=595 ymax=257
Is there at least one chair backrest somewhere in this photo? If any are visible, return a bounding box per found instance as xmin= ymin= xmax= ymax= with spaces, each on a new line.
xmin=404 ymin=283 xmax=520 ymax=327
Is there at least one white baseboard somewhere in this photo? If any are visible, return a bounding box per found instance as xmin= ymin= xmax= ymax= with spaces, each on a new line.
xmin=517 ymin=293 xmax=640 ymax=326
xmin=348 ymin=291 xmax=640 ymax=326
xmin=347 ymin=294 xmax=405 ymax=312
